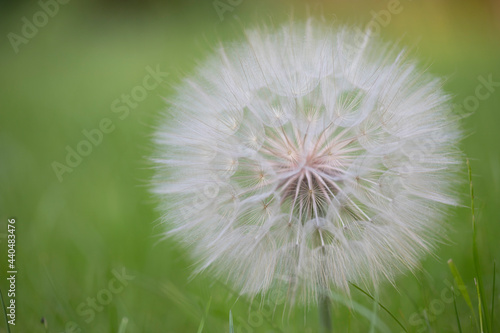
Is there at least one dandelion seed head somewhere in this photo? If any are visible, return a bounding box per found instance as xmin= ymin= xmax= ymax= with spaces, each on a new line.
xmin=152 ymin=20 xmax=462 ymax=305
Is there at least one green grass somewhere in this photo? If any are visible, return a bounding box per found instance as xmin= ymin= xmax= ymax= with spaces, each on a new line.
xmin=228 ymin=310 xmax=234 ymax=333
xmin=350 ymin=283 xmax=408 ymax=332
xmin=444 ymin=161 xmax=498 ymax=333
xmin=0 ymin=1 xmax=499 ymax=332
xmin=448 ymin=258 xmax=478 ymax=329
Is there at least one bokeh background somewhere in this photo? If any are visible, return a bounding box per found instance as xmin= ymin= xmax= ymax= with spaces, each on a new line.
xmin=1 ymin=0 xmax=499 ymax=332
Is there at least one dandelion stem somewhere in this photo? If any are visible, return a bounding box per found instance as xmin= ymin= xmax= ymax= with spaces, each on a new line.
xmin=319 ymin=294 xmax=333 ymax=333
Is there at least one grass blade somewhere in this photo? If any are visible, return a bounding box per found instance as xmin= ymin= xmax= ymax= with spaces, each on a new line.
xmin=475 ymin=278 xmax=484 ymax=333
xmin=330 ymin=291 xmax=391 ymax=332
xmin=196 ymin=316 xmax=206 ymax=333
xmin=350 ymin=283 xmax=408 ymax=333
xmin=448 ymin=259 xmax=474 ymax=312
xmin=229 ymin=310 xmax=234 ymax=333
xmin=468 ymin=159 xmax=489 ymax=332
xmin=422 ymin=310 xmax=432 ymax=333
xmin=118 ymin=317 xmax=129 ymax=333
xmin=368 ymin=293 xmax=378 ymax=333
xmin=452 ymin=286 xmax=463 ymax=333
xmin=197 ymin=297 xmax=212 ymax=333
xmin=448 ymin=258 xmax=478 ymax=330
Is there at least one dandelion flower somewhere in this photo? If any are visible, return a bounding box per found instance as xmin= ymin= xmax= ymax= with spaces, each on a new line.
xmin=152 ymin=20 xmax=462 ymax=305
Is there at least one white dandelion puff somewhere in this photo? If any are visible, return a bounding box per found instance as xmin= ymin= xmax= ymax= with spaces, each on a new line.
xmin=152 ymin=20 xmax=462 ymax=305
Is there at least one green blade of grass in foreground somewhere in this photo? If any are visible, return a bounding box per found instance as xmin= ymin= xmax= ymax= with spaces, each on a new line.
xmin=368 ymin=292 xmax=379 ymax=333
xmin=350 ymin=283 xmax=408 ymax=333
xmin=196 ymin=317 xmax=206 ymax=333
xmin=448 ymin=258 xmax=479 ymax=329
xmin=475 ymin=278 xmax=484 ymax=333
xmin=330 ymin=290 xmax=392 ymax=332
xmin=229 ymin=310 xmax=234 ymax=333
xmin=452 ymin=286 xmax=463 ymax=333
xmin=197 ymin=296 xmax=212 ymax=333
xmin=468 ymin=159 xmax=489 ymax=332
xmin=118 ymin=317 xmax=129 ymax=333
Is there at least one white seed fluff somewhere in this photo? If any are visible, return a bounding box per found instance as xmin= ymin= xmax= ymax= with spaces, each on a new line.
xmin=153 ymin=21 xmax=462 ymax=305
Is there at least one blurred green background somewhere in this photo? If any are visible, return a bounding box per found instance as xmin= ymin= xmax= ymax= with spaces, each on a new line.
xmin=1 ymin=0 xmax=499 ymax=332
